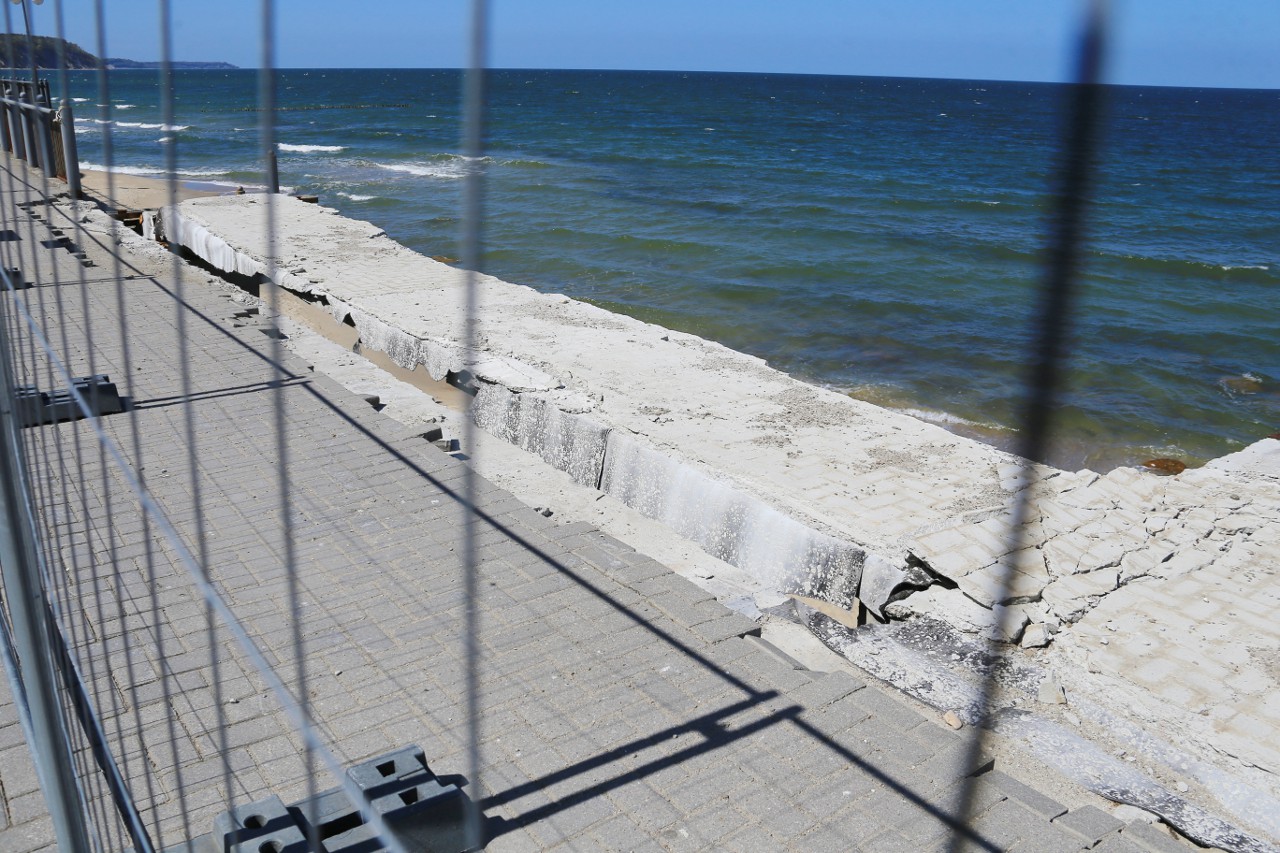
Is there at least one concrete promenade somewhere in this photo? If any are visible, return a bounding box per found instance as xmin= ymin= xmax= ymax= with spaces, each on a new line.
xmin=161 ymin=191 xmax=1280 ymax=844
xmin=0 ymin=160 xmax=1202 ymax=852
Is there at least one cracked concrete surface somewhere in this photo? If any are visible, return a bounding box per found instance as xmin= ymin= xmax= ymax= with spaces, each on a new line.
xmin=139 ymin=193 xmax=1280 ymax=849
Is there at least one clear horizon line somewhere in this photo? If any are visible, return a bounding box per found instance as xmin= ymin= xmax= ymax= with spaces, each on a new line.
xmin=69 ymin=64 xmax=1280 ymax=92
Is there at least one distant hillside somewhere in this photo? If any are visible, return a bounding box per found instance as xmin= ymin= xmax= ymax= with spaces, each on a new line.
xmin=105 ymin=58 xmax=238 ymax=70
xmin=0 ymin=34 xmax=235 ymax=71
xmin=0 ymin=34 xmax=96 ymax=69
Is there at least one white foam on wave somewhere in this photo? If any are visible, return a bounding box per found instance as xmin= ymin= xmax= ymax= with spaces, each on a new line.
xmin=1221 ymin=264 xmax=1269 ymax=271
xmin=374 ymin=154 xmax=487 ymax=179
xmin=116 ymin=121 xmax=190 ymax=131
xmin=337 ymin=192 xmax=375 ymax=202
xmin=116 ymin=104 xmax=136 ymax=110
xmin=900 ymin=407 xmax=1005 ymax=432
xmin=278 ymin=143 xmax=346 ymax=153
xmin=79 ymin=162 xmax=165 ymax=176
xmin=71 ymin=97 xmax=90 ymax=103
xmin=80 ymin=163 xmax=233 ymax=179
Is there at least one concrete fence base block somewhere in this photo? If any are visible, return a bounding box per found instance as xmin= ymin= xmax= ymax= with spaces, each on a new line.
xmin=15 ymin=374 xmax=123 ymax=428
xmin=174 ymin=746 xmax=472 ymax=853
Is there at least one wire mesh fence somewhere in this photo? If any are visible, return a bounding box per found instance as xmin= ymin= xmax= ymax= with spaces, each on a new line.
xmin=0 ymin=1 xmax=1126 ymax=852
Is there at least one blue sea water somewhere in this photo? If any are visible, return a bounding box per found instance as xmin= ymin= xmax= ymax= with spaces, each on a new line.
xmin=64 ymin=68 xmax=1280 ymax=471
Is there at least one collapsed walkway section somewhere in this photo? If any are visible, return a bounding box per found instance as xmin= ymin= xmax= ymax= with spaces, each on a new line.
xmin=157 ymin=195 xmax=1026 ymax=626
xmin=117 ymin=188 xmax=1278 ymax=851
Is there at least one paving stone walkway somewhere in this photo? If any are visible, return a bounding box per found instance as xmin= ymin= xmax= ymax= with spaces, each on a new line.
xmin=0 ymin=162 xmax=1201 ymax=851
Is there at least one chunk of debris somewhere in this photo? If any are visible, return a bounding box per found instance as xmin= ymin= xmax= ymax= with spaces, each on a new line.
xmin=1142 ymin=458 xmax=1186 ymax=475
xmin=1021 ymin=623 xmax=1052 ymax=648
xmin=1037 ymin=676 xmax=1067 ymax=705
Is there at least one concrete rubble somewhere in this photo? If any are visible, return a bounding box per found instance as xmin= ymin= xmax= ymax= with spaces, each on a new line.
xmin=145 ymin=195 xmax=1280 ymax=850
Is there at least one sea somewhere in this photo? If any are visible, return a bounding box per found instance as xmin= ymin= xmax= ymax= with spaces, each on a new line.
xmin=61 ymin=68 xmax=1280 ymax=472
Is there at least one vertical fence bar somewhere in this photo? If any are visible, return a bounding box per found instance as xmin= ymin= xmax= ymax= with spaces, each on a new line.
xmin=459 ymin=1 xmax=491 ymax=848
xmin=947 ymin=1 xmax=1109 ymax=847
xmin=155 ymin=0 xmax=236 ymax=834
xmin=256 ymin=3 xmax=318 ymax=851
xmin=0 ymin=286 xmax=92 ymax=853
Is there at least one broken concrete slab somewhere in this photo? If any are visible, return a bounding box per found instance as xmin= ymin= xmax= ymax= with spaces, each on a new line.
xmin=471 ymin=384 xmax=609 ymax=488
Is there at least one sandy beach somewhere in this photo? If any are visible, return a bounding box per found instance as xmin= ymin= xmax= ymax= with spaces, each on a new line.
xmin=77 ymin=167 xmax=221 ymax=211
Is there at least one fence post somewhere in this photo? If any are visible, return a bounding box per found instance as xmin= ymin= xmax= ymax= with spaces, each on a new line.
xmin=0 ymin=96 xmax=11 ymax=155
xmin=8 ymin=88 xmax=27 ymax=162
xmin=19 ymin=92 xmax=38 ymax=168
xmin=0 ymin=289 xmax=93 ymax=853
xmin=38 ymin=109 xmax=57 ymax=180
xmin=58 ymin=101 xmax=80 ymax=198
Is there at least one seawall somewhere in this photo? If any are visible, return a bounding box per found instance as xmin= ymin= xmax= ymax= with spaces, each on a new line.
xmin=157 ymin=195 xmax=1033 ymax=619
xmin=154 ymin=195 xmax=1280 ymax=635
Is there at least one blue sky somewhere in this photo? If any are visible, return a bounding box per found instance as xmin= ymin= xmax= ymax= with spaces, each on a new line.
xmin=24 ymin=1 xmax=1280 ymax=89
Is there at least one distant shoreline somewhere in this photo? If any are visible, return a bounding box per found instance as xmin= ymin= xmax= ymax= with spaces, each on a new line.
xmin=0 ymin=34 xmax=234 ymax=72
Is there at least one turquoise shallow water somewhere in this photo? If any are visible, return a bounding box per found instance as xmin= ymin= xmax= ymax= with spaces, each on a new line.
xmin=65 ymin=68 xmax=1280 ymax=471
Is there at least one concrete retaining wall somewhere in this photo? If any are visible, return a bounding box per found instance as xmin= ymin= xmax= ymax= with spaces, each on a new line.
xmin=159 ymin=204 xmax=931 ymax=623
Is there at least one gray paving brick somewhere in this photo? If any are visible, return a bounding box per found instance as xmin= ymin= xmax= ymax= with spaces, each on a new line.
xmin=859 ymin=828 xmax=927 ymax=853
xmin=586 ymin=813 xmax=647 ymax=850
xmin=851 ymin=686 xmax=931 ymax=731
xmin=0 ymin=745 xmax=43 ymax=798
xmin=798 ymin=823 xmax=861 ymax=853
xmin=1090 ymin=835 xmax=1146 ymax=853
xmin=932 ymin=774 xmax=1008 ymax=821
xmin=1118 ymin=820 xmax=1189 ymax=853
xmin=914 ymin=739 xmax=996 ymax=789
xmin=791 ymin=670 xmax=866 ymax=710
xmin=986 ymin=769 xmax=1069 ymax=821
xmin=572 ymin=543 xmax=634 ymax=573
xmin=608 ymin=783 xmax=680 ymax=832
xmin=1053 ymin=805 xmax=1125 ymax=847
xmin=690 ymin=613 xmax=760 ymax=644
xmin=971 ymin=798 xmax=1044 ymax=849
xmin=719 ymin=823 xmax=786 ymax=852
xmin=1007 ymin=822 xmax=1091 ymax=852
xmin=857 ymin=786 xmax=940 ymax=835
xmin=0 ymin=814 xmax=57 ymax=853
xmin=486 ymin=827 xmax=547 ymax=853
xmin=907 ymin=718 xmax=965 ymax=753
xmin=683 ymin=803 xmax=750 ymax=846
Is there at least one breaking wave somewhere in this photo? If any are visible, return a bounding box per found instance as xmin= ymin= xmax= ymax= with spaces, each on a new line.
xmin=115 ymin=121 xmax=190 ymax=131
xmin=80 ymin=163 xmax=234 ymax=179
xmin=373 ymin=154 xmax=487 ymax=179
xmin=278 ymin=143 xmax=346 ymax=153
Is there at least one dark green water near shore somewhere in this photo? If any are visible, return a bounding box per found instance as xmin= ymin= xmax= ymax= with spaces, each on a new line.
xmin=68 ymin=69 xmax=1280 ymax=471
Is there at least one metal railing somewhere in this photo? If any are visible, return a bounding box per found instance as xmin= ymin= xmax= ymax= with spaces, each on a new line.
xmin=0 ymin=75 xmax=78 ymax=195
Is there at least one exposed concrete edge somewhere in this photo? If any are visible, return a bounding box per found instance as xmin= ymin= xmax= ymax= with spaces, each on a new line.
xmin=158 ymin=204 xmax=906 ymax=618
